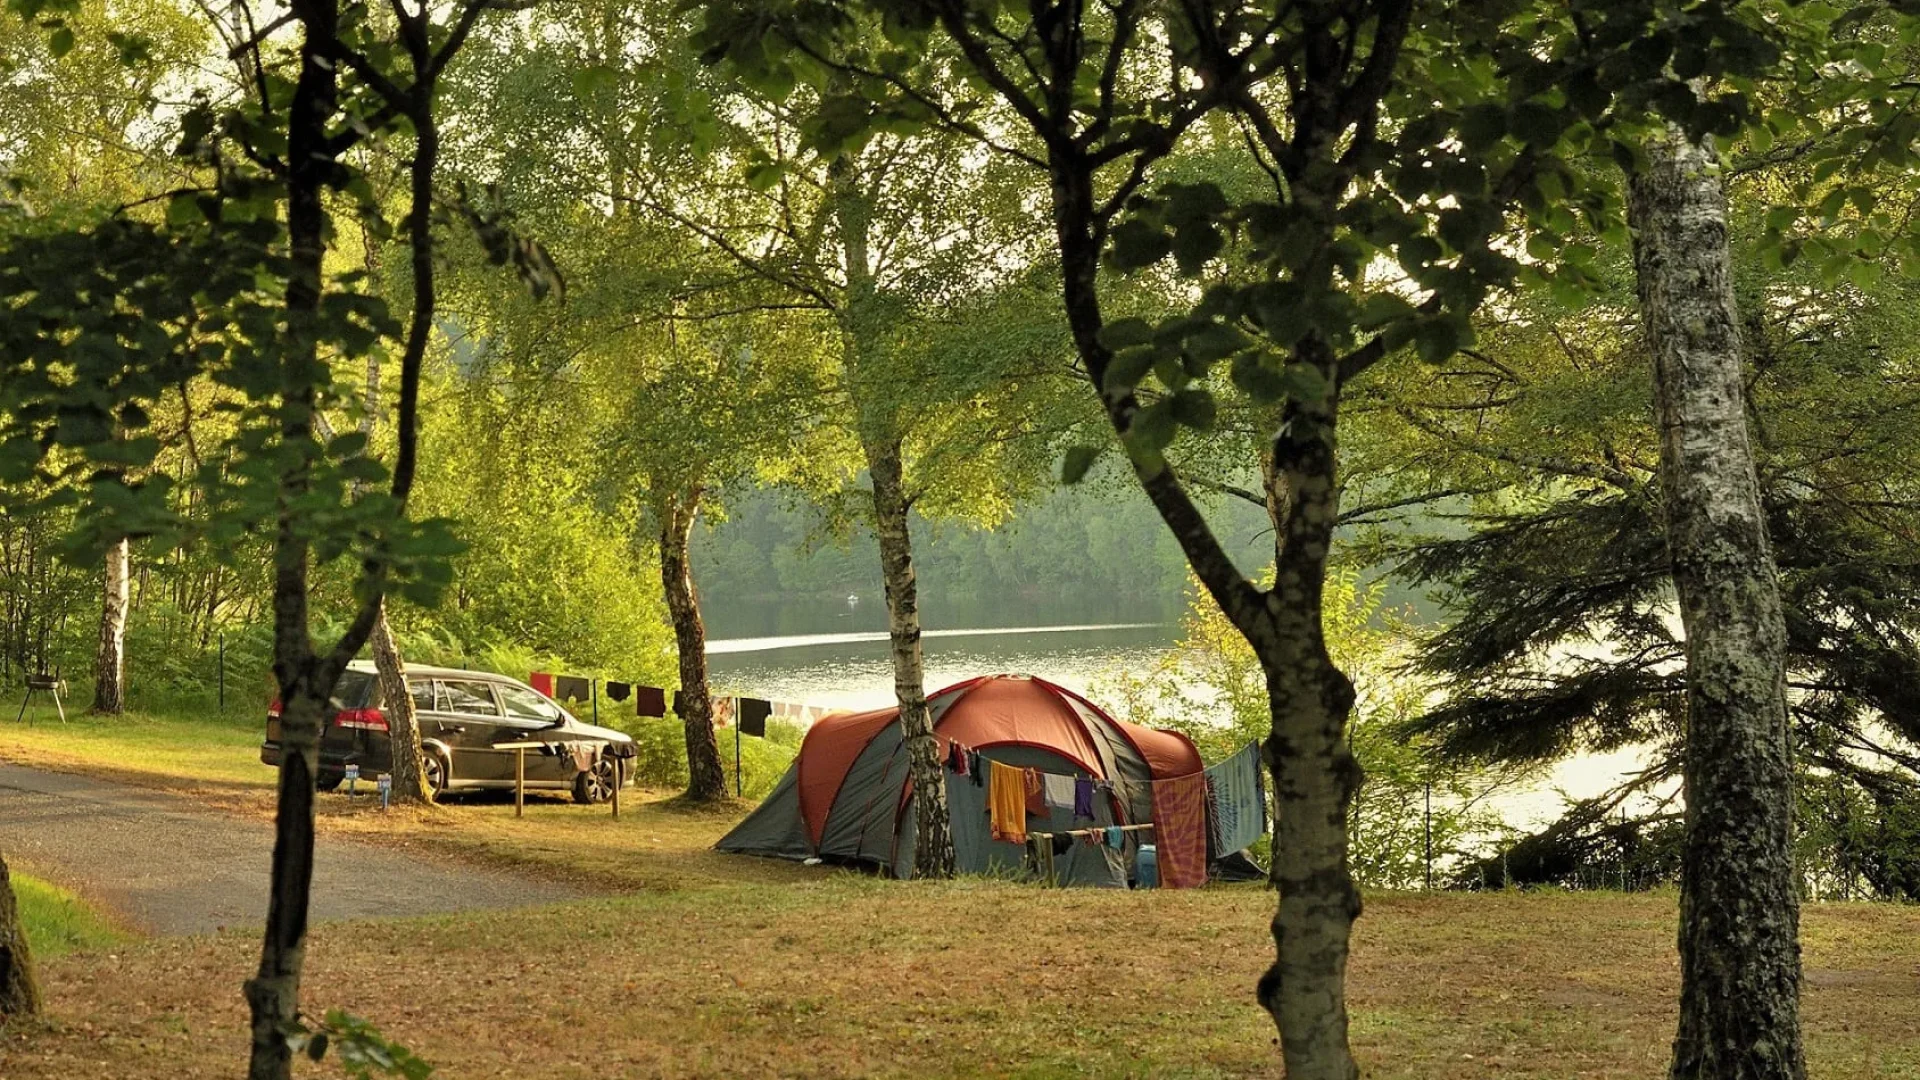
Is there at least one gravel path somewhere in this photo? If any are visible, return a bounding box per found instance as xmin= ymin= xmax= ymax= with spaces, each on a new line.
xmin=0 ymin=763 xmax=586 ymax=935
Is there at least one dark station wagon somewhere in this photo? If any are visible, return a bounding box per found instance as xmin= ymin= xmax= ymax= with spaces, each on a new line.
xmin=261 ymin=661 xmax=635 ymax=803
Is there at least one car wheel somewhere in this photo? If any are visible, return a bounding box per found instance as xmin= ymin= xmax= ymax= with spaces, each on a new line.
xmin=572 ymin=756 xmax=616 ymax=805
xmin=316 ymin=769 xmax=344 ymax=792
xmin=423 ymin=749 xmax=450 ymax=797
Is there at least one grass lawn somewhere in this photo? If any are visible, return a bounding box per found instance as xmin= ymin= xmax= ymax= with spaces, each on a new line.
xmin=0 ymin=886 xmax=1916 ymax=1079
xmin=11 ymin=872 xmax=132 ymax=961
xmin=0 ymin=703 xmax=268 ymax=793
xmin=3 ymin=707 xmax=1918 ymax=1077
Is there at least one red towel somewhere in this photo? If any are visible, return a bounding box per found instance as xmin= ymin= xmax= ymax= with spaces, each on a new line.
xmin=1023 ymin=768 xmax=1047 ymax=818
xmin=1151 ymin=772 xmax=1209 ymax=889
xmin=529 ymin=672 xmax=555 ymax=697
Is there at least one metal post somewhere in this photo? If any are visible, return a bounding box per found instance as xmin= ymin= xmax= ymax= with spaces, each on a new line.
xmin=611 ymin=758 xmax=621 ymax=820
xmin=1423 ymin=780 xmax=1433 ymax=891
xmin=735 ymin=723 xmax=742 ymax=797
xmin=218 ymin=634 xmax=225 ymax=711
xmin=515 ymin=747 xmax=525 ymax=818
xmin=592 ymin=678 xmax=599 ymax=723
xmin=1620 ymin=804 xmax=1629 ymax=892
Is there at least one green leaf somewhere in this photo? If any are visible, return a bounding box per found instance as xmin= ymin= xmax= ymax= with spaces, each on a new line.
xmin=1414 ymin=318 xmax=1464 ymax=365
xmin=1060 ymin=445 xmax=1102 ymax=484
xmin=1356 ymin=292 xmax=1415 ymax=331
xmin=1097 ymin=318 xmax=1154 ymax=351
xmin=1280 ymin=363 xmax=1329 ymax=404
xmin=1170 ymin=222 xmax=1223 ymax=276
xmin=1126 ymin=399 xmax=1178 ymax=454
xmin=1230 ymin=351 xmax=1290 ymax=403
xmin=48 ymin=24 xmax=73 ymax=58
xmin=165 ymin=194 xmax=204 ymax=228
xmin=571 ymin=64 xmax=618 ymax=99
xmin=1101 ymin=345 xmax=1158 ymax=394
xmin=1169 ymin=388 xmax=1217 ymax=429
xmin=1183 ymin=321 xmax=1247 ymax=364
xmin=1107 ymin=218 xmax=1172 ymax=271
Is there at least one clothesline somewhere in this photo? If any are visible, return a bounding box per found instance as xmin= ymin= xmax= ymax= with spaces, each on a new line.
xmin=1029 ymin=823 xmax=1157 ymax=842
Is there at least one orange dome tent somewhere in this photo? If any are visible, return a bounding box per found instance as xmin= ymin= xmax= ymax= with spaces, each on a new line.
xmin=717 ymin=674 xmax=1201 ymax=886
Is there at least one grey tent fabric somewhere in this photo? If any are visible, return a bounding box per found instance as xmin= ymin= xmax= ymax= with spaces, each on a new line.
xmin=820 ymin=723 xmax=913 ymax=866
xmin=714 ymin=762 xmax=812 ymax=859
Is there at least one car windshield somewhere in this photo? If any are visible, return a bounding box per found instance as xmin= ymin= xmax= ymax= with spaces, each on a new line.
xmin=498 ymin=683 xmax=568 ymax=724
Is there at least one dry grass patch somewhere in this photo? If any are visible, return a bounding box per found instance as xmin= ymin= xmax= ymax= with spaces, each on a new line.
xmin=3 ymin=889 xmax=1917 ymax=1079
xmin=308 ymin=787 xmax=811 ymax=890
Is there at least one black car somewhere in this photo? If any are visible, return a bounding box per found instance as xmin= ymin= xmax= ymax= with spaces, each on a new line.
xmin=260 ymin=661 xmax=635 ymax=803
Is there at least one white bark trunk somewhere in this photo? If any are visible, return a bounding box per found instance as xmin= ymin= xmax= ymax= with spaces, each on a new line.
xmin=369 ymin=601 xmax=429 ymax=803
xmin=92 ymin=537 xmax=128 ymax=714
xmin=1629 ymin=128 xmax=1804 ymax=1080
xmin=832 ymin=156 xmax=953 ymax=878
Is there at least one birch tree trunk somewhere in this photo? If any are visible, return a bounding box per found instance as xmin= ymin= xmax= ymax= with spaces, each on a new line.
xmin=832 ymin=157 xmax=953 ymax=878
xmin=369 ymin=601 xmax=429 ymax=803
xmin=864 ymin=435 xmax=955 ymax=877
xmin=0 ymin=850 xmax=38 ymax=1019
xmin=1628 ymin=129 xmax=1804 ymax=1080
xmin=1253 ymin=349 xmax=1362 ymax=1080
xmin=660 ymin=488 xmax=726 ymax=802
xmin=91 ymin=537 xmax=128 ymax=714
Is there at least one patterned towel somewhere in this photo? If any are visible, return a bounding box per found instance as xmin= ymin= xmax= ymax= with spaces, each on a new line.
xmin=1151 ymin=772 xmax=1209 ymax=889
xmin=1204 ymin=741 xmax=1268 ymax=855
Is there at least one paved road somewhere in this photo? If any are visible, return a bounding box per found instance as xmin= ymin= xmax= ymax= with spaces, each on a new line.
xmin=0 ymin=764 xmax=585 ymax=935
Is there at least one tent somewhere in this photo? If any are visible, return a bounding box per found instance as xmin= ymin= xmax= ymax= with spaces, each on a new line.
xmin=716 ymin=674 xmax=1203 ymax=886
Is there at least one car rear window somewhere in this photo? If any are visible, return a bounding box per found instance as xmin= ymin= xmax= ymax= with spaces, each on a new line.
xmin=333 ymin=672 xmax=375 ymax=710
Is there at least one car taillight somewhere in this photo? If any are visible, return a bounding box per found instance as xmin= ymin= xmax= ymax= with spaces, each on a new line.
xmin=333 ymin=707 xmax=388 ymax=732
xmin=267 ymin=698 xmax=282 ymax=719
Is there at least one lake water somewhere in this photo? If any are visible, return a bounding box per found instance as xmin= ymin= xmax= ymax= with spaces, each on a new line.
xmin=707 ymin=619 xmax=1176 ymax=712
xmin=705 ymin=598 xmax=1650 ymax=830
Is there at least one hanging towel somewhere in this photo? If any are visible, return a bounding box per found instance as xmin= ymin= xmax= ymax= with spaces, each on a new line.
xmin=568 ymin=743 xmax=597 ymax=773
xmin=711 ymin=696 xmax=736 ymax=728
xmin=1151 ymin=772 xmax=1210 ymax=889
xmin=1205 ymin=741 xmax=1269 ymax=855
xmin=946 ymin=740 xmax=962 ymax=773
xmin=1023 ymin=768 xmax=1047 ymax=818
xmin=990 ymin=760 xmax=1028 ymax=844
xmin=968 ymin=749 xmax=985 ymax=786
xmin=633 ymin=685 xmax=668 ymax=718
xmin=605 ymin=681 xmax=632 ymax=703
xmin=1105 ymin=825 xmax=1124 ymax=849
xmin=1043 ymin=773 xmax=1076 ymax=813
xmin=738 ymin=697 xmax=771 ymax=737
xmin=529 ymin=672 xmax=555 ymax=697
xmin=553 ymin=675 xmax=591 ymax=704
xmin=1074 ymin=778 xmax=1097 ymax=821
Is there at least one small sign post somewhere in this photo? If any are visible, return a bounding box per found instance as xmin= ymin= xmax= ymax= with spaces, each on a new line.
xmin=345 ymin=762 xmax=360 ymax=798
xmin=377 ymin=773 xmax=392 ymax=811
